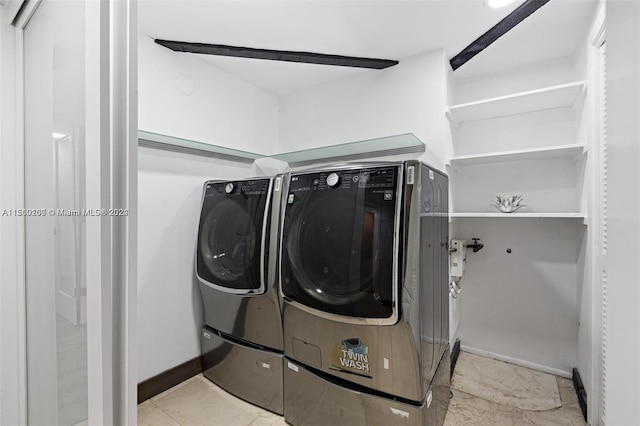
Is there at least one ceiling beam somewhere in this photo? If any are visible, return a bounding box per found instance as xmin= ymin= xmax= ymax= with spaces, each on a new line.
xmin=450 ymin=0 xmax=551 ymax=71
xmin=155 ymin=39 xmax=399 ymax=70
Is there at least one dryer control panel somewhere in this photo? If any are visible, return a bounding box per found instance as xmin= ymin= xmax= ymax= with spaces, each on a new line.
xmin=204 ymin=179 xmax=269 ymax=197
xmin=289 ymin=168 xmax=397 ymax=192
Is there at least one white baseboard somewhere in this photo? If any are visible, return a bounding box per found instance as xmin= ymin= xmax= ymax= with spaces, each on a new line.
xmin=460 ymin=345 xmax=572 ymax=378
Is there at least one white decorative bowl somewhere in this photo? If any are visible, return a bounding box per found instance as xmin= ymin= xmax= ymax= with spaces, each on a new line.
xmin=492 ymin=195 xmax=525 ymax=213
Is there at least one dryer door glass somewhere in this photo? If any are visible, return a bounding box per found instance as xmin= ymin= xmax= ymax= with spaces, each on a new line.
xmin=281 ymin=167 xmax=400 ymax=318
xmin=197 ymin=179 xmax=270 ymax=292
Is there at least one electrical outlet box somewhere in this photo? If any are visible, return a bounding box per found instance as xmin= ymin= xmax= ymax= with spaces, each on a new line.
xmin=450 ymin=239 xmax=467 ymax=277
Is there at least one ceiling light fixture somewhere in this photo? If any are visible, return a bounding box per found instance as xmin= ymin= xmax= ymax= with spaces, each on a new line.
xmin=486 ymin=0 xmax=518 ymax=8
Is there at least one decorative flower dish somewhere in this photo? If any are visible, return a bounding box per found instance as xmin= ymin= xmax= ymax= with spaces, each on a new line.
xmin=492 ymin=195 xmax=526 ymax=213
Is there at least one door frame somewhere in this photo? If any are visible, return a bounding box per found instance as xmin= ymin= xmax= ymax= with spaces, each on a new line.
xmin=0 ymin=0 xmax=137 ymax=424
xmin=586 ymin=3 xmax=605 ymax=424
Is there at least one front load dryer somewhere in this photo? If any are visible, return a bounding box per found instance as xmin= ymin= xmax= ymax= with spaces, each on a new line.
xmin=196 ymin=177 xmax=284 ymax=414
xmin=280 ymin=161 xmax=450 ymax=425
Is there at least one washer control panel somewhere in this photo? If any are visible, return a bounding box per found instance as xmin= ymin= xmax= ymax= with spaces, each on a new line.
xmin=289 ymin=168 xmax=397 ymax=192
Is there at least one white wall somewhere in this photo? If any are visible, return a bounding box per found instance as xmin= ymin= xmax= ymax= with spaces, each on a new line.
xmin=450 ymin=158 xmax=581 ymax=214
xmin=448 ymin=219 xmax=461 ymax=346
xmin=454 ymin=218 xmax=581 ymax=376
xmin=137 ymin=33 xmax=286 ymax=381
xmin=574 ymin=4 xmax=604 ymax=421
xmin=446 ymin=64 xmax=461 ymax=347
xmin=137 ymin=148 xmax=261 ymax=381
xmin=138 ymin=35 xmax=279 ymax=155
xmin=279 ymin=49 xmax=449 ymax=170
xmin=0 ymin=5 xmax=4 ymax=420
xmin=453 ymin=55 xmax=579 ymax=105
xmin=603 ymin=1 xmax=640 ymax=423
xmin=453 ymin=108 xmax=579 ymax=157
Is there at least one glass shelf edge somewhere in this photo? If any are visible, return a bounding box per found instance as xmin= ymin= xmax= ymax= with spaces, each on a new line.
xmin=138 ymin=130 xmax=265 ymax=162
xmin=138 ymin=130 xmax=426 ymax=166
xmin=270 ymin=133 xmax=425 ymax=166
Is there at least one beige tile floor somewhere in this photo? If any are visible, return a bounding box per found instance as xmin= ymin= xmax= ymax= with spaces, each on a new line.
xmin=57 ymin=314 xmax=88 ymax=426
xmin=138 ymin=375 xmax=286 ymax=426
xmin=444 ymin=352 xmax=586 ymax=426
xmin=138 ymin=352 xmax=586 ymax=426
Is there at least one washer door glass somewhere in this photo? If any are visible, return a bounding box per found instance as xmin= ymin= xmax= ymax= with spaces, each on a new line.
xmin=281 ymin=168 xmax=399 ymax=318
xmin=196 ymin=180 xmax=269 ymax=292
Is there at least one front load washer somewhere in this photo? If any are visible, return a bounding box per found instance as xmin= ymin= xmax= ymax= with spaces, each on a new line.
xmin=196 ymin=177 xmax=284 ymax=414
xmin=280 ymin=161 xmax=450 ymax=425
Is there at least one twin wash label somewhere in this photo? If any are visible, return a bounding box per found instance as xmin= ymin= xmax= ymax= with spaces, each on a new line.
xmin=330 ymin=338 xmax=372 ymax=378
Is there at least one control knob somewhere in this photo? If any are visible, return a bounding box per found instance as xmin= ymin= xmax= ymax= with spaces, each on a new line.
xmin=225 ymin=183 xmax=235 ymax=194
xmin=326 ymin=173 xmax=341 ymax=188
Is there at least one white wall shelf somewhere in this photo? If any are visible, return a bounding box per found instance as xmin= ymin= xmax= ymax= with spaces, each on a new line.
xmin=138 ymin=130 xmax=264 ymax=163
xmin=270 ymin=133 xmax=425 ymax=167
xmin=139 ymin=130 xmax=426 ymax=167
xmin=451 ymin=212 xmax=585 ymax=219
xmin=446 ymin=81 xmax=586 ymax=125
xmin=448 ymin=143 xmax=585 ymax=167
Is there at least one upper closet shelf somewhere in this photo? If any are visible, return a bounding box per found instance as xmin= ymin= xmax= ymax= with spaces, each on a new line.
xmin=270 ymin=133 xmax=425 ymax=167
xmin=448 ymin=143 xmax=585 ymax=167
xmin=138 ymin=130 xmax=264 ymax=164
xmin=446 ymin=81 xmax=586 ymax=125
